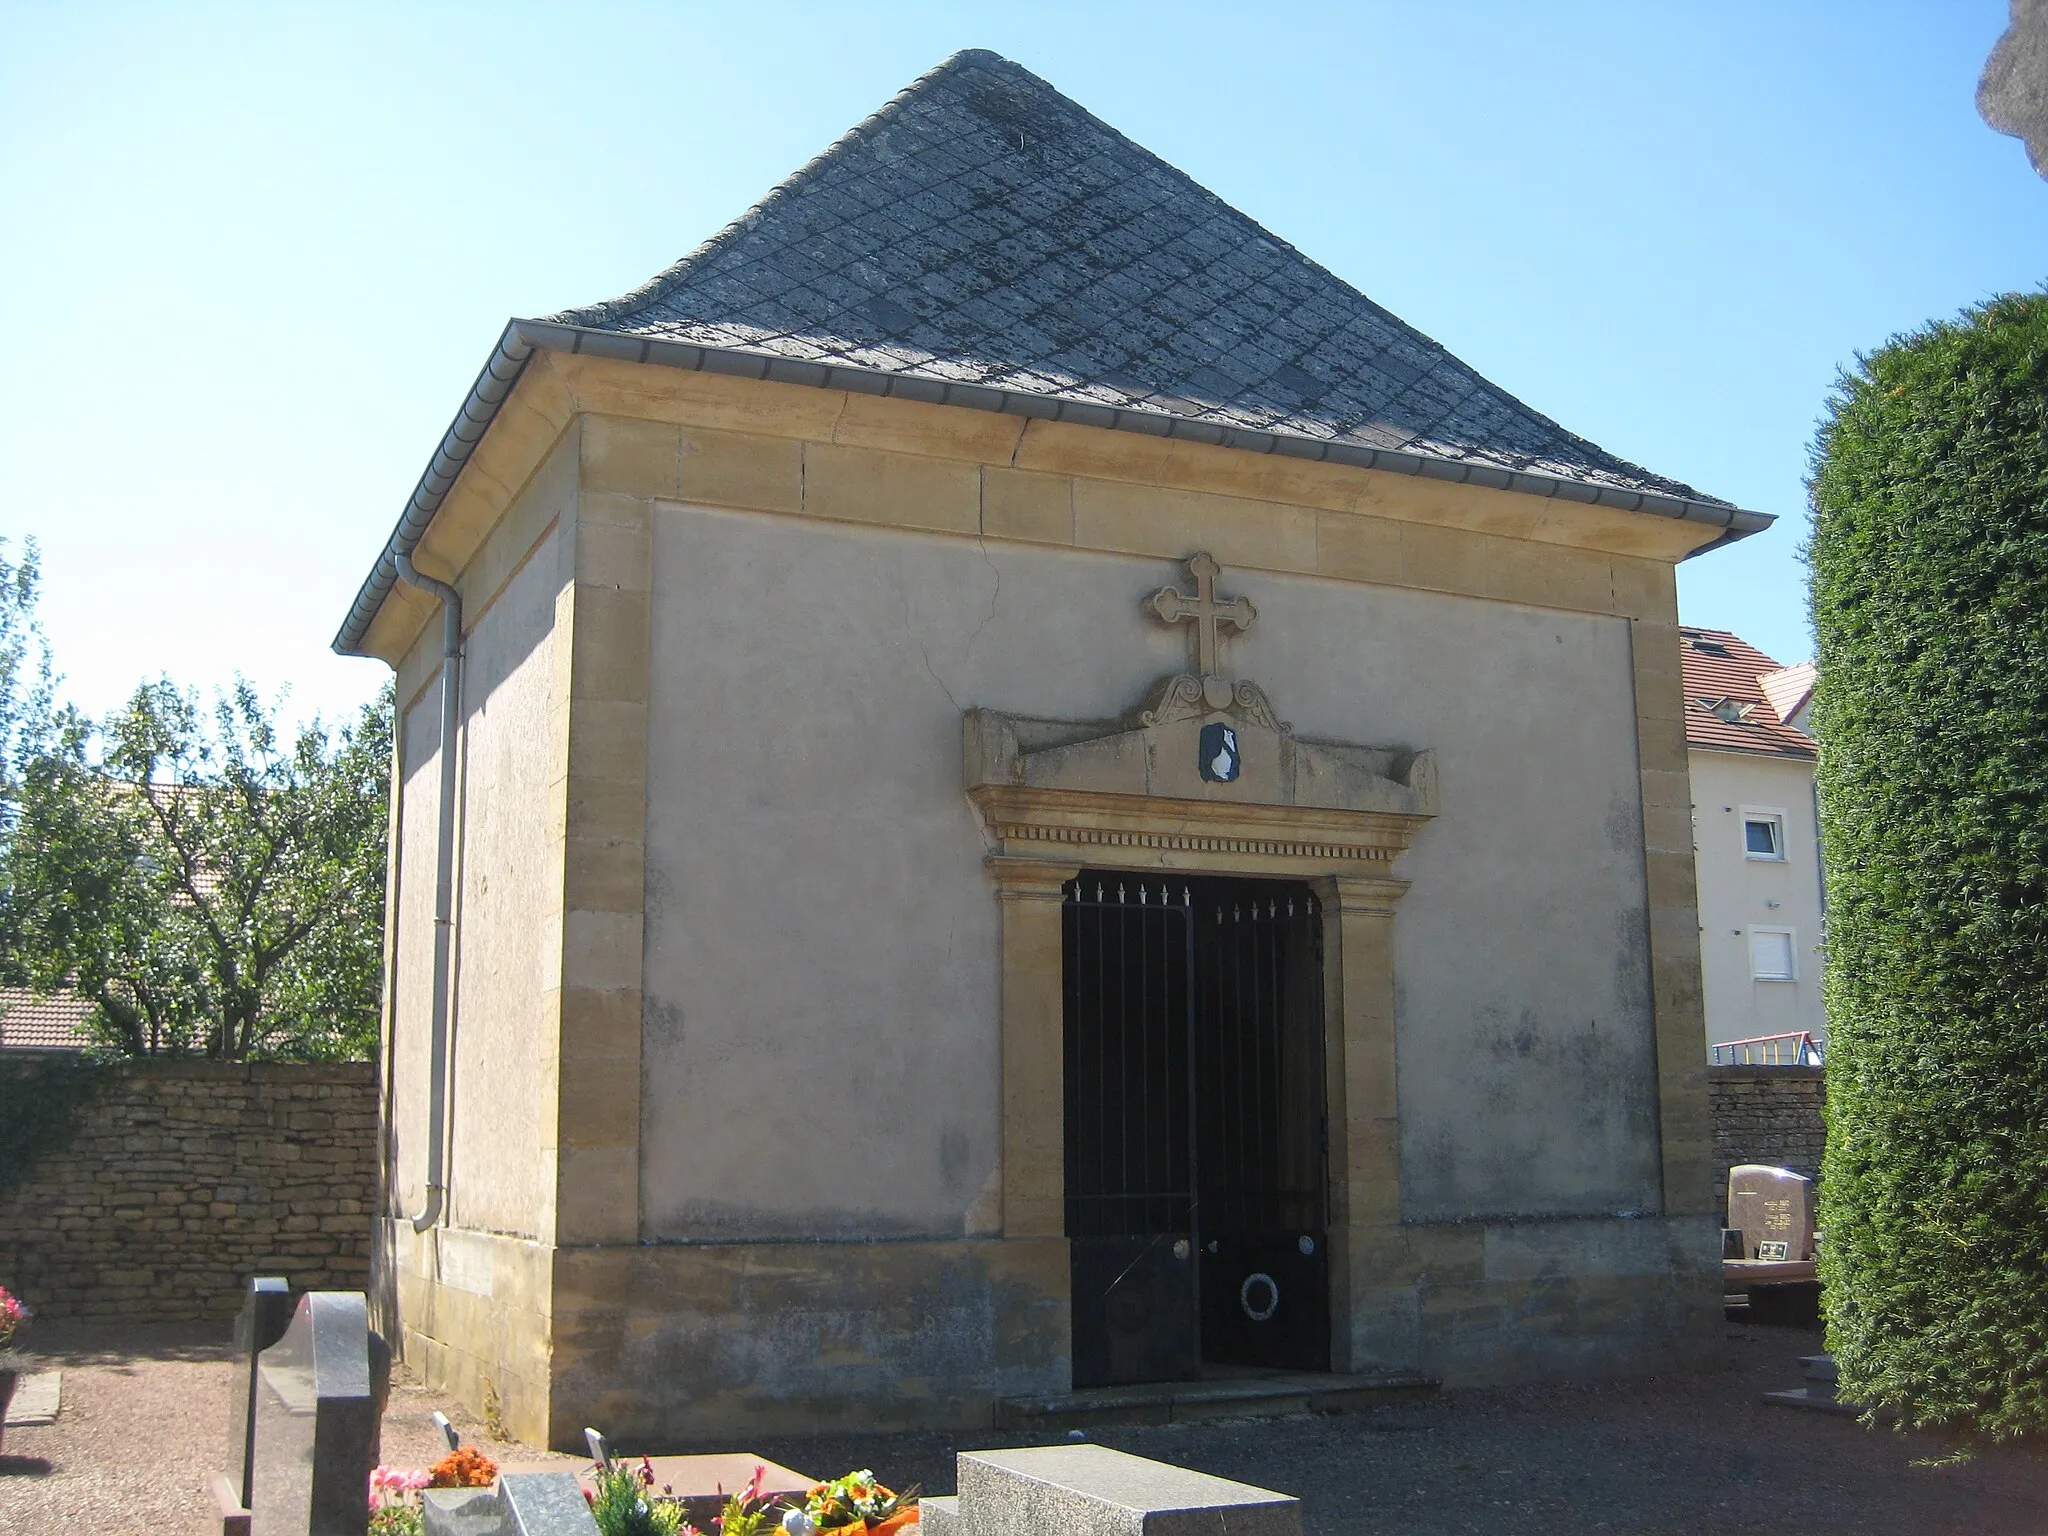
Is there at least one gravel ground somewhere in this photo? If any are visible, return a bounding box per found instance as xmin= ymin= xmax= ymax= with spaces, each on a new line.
xmin=750 ymin=1322 xmax=2048 ymax=1536
xmin=0 ymin=1322 xmax=571 ymax=1535
xmin=4 ymin=1319 xmax=2046 ymax=1534
xmin=0 ymin=1323 xmax=238 ymax=1536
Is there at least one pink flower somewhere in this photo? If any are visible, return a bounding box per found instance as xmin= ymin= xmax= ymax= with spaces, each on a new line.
xmin=0 ymin=1287 xmax=30 ymax=1348
xmin=368 ymin=1466 xmax=432 ymax=1508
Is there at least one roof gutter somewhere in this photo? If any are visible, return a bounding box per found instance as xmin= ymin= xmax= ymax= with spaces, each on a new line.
xmin=333 ymin=320 xmax=1777 ymax=657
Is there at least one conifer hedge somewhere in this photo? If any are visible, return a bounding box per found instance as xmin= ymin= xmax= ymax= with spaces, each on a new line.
xmin=1808 ymin=289 xmax=2048 ymax=1437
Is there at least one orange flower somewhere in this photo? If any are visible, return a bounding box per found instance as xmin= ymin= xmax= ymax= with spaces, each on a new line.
xmin=428 ymin=1446 xmax=499 ymax=1488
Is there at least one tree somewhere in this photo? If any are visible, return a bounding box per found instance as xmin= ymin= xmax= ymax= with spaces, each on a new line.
xmin=1807 ymin=288 xmax=2048 ymax=1437
xmin=0 ymin=539 xmax=54 ymax=802
xmin=2 ymin=672 xmax=393 ymax=1061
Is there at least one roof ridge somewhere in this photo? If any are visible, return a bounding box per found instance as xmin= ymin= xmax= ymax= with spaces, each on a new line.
xmin=550 ymin=48 xmax=1003 ymax=329
xmin=550 ymin=50 xmax=1710 ymax=503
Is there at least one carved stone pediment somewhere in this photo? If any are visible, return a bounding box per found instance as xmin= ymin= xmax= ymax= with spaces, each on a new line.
xmin=963 ymin=675 xmax=1438 ymax=875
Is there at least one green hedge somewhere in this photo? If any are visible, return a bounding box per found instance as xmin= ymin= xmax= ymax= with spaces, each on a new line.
xmin=1808 ymin=288 xmax=2048 ymax=1437
xmin=0 ymin=1054 xmax=111 ymax=1200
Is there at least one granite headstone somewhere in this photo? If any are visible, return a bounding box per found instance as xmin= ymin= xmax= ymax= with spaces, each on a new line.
xmin=1727 ymin=1164 xmax=1814 ymax=1261
xmin=224 ymin=1276 xmax=295 ymax=1512
xmin=250 ymin=1291 xmax=380 ymax=1536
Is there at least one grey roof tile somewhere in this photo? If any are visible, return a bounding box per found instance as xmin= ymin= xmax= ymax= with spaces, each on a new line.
xmin=547 ymin=49 xmax=1718 ymax=504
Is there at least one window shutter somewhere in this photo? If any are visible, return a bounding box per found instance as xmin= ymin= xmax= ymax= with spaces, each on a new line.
xmin=1751 ymin=930 xmax=1796 ymax=980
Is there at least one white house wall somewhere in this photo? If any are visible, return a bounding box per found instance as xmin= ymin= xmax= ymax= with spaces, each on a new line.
xmin=1688 ymin=749 xmax=1826 ymax=1048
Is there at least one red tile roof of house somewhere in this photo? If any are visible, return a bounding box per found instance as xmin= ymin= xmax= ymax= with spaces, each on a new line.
xmin=0 ymin=987 xmax=94 ymax=1051
xmin=1679 ymin=628 xmax=1817 ymax=759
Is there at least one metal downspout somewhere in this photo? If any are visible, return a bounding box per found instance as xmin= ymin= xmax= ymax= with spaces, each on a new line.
xmin=395 ymin=553 xmax=461 ymax=1233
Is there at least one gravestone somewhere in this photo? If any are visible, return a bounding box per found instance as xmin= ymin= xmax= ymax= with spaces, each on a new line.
xmin=422 ymin=1472 xmax=601 ymax=1536
xmin=1726 ymin=1164 xmax=1814 ymax=1261
xmin=250 ymin=1291 xmax=381 ymax=1536
xmin=933 ymin=1445 xmax=1299 ymax=1536
xmin=224 ymin=1276 xmax=295 ymax=1512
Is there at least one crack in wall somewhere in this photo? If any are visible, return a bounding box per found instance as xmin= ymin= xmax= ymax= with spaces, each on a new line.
xmin=893 ymin=563 xmax=962 ymax=715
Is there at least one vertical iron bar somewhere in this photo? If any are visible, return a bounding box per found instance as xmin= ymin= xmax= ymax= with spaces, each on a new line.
xmin=1253 ymin=897 xmax=1269 ymax=1220
xmin=1235 ymin=901 xmax=1249 ymax=1232
xmin=1096 ymin=896 xmax=1109 ymax=1234
xmin=1182 ymin=879 xmax=1200 ymax=1348
xmin=1139 ymin=890 xmax=1151 ymax=1234
xmin=1115 ymin=888 xmax=1128 ymax=1234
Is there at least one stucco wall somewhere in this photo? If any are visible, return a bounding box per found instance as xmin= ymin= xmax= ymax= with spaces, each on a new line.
xmin=1688 ymin=751 xmax=1825 ymax=1048
xmin=389 ymin=431 xmax=575 ymax=1239
xmin=639 ymin=502 xmax=1659 ymax=1239
xmin=0 ymin=1062 xmax=376 ymax=1322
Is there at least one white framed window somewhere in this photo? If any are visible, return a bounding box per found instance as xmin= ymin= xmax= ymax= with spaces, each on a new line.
xmin=1750 ymin=926 xmax=1797 ymax=981
xmin=1742 ymin=806 xmax=1787 ymax=860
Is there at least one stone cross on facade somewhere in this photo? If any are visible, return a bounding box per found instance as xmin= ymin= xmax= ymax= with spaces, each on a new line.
xmin=1145 ymin=552 xmax=1257 ymax=678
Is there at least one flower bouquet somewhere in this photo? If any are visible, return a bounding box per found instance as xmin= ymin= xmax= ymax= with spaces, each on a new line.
xmin=369 ymin=1465 xmax=432 ymax=1536
xmin=589 ymin=1451 xmax=689 ymax=1536
xmin=787 ymin=1470 xmax=920 ymax=1536
xmin=0 ymin=1285 xmax=34 ymax=1455
xmin=429 ymin=1446 xmax=499 ymax=1488
xmin=368 ymin=1445 xmax=499 ymax=1534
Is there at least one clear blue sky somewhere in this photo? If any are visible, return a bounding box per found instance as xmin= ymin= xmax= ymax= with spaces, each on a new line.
xmin=3 ymin=2 xmax=2042 ymax=728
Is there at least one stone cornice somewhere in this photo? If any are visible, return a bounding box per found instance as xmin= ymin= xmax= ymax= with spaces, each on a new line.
xmin=969 ymin=783 xmax=1430 ymax=876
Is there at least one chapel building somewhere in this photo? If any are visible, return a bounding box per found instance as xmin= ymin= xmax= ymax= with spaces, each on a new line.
xmin=337 ymin=50 xmax=1772 ymax=1447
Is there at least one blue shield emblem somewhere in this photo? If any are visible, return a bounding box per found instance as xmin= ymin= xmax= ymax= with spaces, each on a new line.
xmin=1199 ymin=722 xmax=1241 ymax=783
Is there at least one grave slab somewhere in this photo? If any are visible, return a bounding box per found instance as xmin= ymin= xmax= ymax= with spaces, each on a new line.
xmin=955 ymin=1445 xmax=1299 ymax=1536
xmin=3 ymin=1369 xmax=59 ymax=1426
xmin=422 ymin=1475 xmax=602 ymax=1536
xmin=498 ymin=1451 xmax=813 ymax=1531
xmin=251 ymin=1290 xmax=379 ymax=1536
xmin=503 ymin=1472 xmax=605 ymax=1534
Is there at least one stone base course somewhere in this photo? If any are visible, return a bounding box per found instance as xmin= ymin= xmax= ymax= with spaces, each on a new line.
xmin=0 ymin=1060 xmax=377 ymax=1322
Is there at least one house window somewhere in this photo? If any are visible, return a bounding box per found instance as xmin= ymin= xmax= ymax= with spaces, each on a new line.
xmin=1704 ymin=697 xmax=1751 ymax=724
xmin=1751 ymin=927 xmax=1797 ymax=981
xmin=1742 ymin=808 xmax=1786 ymax=860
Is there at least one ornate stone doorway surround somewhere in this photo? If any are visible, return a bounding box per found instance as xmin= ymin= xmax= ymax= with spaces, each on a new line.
xmin=962 ymin=554 xmax=1440 ymax=1376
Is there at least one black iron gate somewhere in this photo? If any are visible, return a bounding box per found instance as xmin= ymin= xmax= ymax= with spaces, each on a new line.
xmin=1063 ymin=872 xmax=1329 ymax=1387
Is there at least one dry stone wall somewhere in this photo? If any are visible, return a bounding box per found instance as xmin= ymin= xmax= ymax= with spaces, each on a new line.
xmin=1708 ymin=1064 xmax=1826 ymax=1215
xmin=0 ymin=1060 xmax=378 ymax=1322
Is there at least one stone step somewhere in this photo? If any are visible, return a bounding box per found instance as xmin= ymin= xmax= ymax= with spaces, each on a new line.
xmin=995 ymin=1369 xmax=1436 ymax=1430
xmin=1762 ymin=1386 xmax=1862 ymax=1417
xmin=954 ymin=1445 xmax=1298 ymax=1536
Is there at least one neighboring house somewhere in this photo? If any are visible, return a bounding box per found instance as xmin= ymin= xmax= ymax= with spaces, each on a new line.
xmin=1681 ymin=628 xmax=1825 ymax=1059
xmin=0 ymin=986 xmax=93 ymax=1051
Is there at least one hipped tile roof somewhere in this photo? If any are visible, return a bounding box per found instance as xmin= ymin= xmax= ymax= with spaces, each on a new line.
xmin=0 ymin=987 xmax=93 ymax=1051
xmin=550 ymin=49 xmax=1719 ymax=505
xmin=1680 ymin=628 xmax=1816 ymax=759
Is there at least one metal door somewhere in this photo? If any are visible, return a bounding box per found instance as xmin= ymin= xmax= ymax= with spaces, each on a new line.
xmin=1191 ymin=881 xmax=1330 ymax=1371
xmin=1063 ymin=873 xmax=1330 ymax=1386
xmin=1063 ymin=875 xmax=1199 ymax=1387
